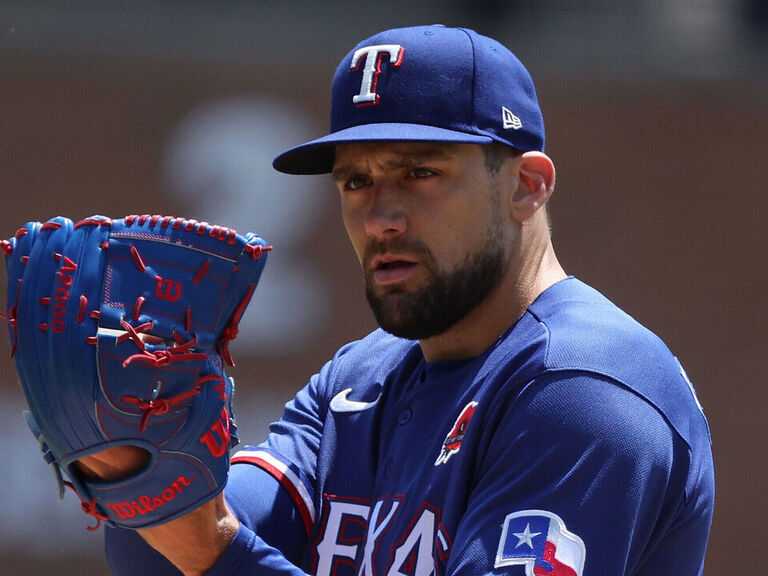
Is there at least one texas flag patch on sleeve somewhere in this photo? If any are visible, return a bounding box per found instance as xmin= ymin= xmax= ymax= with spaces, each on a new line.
xmin=495 ymin=510 xmax=585 ymax=575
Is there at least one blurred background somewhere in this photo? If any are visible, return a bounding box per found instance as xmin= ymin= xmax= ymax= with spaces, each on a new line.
xmin=0 ymin=1 xmax=765 ymax=574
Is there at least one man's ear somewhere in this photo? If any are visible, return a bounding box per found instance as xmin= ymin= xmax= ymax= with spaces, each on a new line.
xmin=510 ymin=152 xmax=556 ymax=223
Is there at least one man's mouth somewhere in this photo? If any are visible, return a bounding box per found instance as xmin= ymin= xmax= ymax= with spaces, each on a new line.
xmin=377 ymin=260 xmax=413 ymax=270
xmin=371 ymin=256 xmax=418 ymax=285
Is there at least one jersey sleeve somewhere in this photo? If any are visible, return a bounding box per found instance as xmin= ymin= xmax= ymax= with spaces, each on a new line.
xmin=446 ymin=371 xmax=707 ymax=576
xmin=228 ymin=367 xmax=326 ymax=540
xmin=105 ymin=524 xmax=182 ymax=575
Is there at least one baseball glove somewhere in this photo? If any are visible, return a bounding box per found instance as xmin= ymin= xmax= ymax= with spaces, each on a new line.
xmin=2 ymin=214 xmax=270 ymax=530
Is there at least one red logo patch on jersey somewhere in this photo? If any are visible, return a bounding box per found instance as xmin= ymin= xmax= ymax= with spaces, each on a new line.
xmin=434 ymin=401 xmax=478 ymax=466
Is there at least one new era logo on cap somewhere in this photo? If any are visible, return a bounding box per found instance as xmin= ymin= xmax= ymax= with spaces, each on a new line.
xmin=502 ymin=107 xmax=523 ymax=130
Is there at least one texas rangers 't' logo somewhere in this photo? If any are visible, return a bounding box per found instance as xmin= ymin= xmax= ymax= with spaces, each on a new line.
xmin=434 ymin=401 xmax=477 ymax=466
xmin=495 ymin=510 xmax=586 ymax=576
xmin=350 ymin=44 xmax=405 ymax=106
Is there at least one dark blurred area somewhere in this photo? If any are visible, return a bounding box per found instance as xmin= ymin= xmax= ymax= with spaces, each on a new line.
xmin=0 ymin=1 xmax=765 ymax=574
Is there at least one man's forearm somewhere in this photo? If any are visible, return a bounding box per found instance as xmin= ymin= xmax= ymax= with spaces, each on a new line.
xmin=138 ymin=493 xmax=239 ymax=576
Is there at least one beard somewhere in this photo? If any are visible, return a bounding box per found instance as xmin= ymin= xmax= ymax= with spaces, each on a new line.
xmin=363 ymin=226 xmax=507 ymax=341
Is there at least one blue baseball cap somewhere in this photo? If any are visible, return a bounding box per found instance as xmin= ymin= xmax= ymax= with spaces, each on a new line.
xmin=273 ymin=25 xmax=545 ymax=175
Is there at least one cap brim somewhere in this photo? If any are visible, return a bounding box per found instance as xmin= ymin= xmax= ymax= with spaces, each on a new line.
xmin=272 ymin=123 xmax=493 ymax=175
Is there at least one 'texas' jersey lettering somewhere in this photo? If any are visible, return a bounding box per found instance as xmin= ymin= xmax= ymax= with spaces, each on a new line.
xmin=313 ymin=496 xmax=452 ymax=576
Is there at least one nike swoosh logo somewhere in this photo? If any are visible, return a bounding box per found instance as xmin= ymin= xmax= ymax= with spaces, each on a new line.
xmin=329 ymin=387 xmax=382 ymax=413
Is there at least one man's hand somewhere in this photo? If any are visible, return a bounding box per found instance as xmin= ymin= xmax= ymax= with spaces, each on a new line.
xmin=75 ymin=446 xmax=151 ymax=482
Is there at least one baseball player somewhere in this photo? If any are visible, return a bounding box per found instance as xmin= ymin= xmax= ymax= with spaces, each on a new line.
xmin=4 ymin=25 xmax=714 ymax=576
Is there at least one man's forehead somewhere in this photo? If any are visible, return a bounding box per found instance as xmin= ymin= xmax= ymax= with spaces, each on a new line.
xmin=332 ymin=142 xmax=476 ymax=174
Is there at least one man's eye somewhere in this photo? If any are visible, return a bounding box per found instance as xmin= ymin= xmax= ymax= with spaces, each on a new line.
xmin=408 ymin=167 xmax=436 ymax=179
xmin=344 ymin=176 xmax=369 ymax=191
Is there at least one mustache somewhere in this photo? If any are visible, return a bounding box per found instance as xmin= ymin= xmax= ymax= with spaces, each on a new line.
xmin=362 ymin=237 xmax=433 ymax=269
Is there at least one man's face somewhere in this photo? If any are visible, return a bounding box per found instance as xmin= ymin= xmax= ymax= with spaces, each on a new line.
xmin=333 ymin=142 xmax=512 ymax=340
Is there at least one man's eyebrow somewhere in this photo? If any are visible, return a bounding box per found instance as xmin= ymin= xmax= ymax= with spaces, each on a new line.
xmin=331 ymin=165 xmax=355 ymax=182
xmin=332 ymin=147 xmax=454 ymax=181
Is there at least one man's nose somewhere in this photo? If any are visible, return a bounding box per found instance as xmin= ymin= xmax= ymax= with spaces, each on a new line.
xmin=364 ymin=185 xmax=407 ymax=239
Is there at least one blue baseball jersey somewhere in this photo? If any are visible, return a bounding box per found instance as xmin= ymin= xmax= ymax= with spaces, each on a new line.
xmin=106 ymin=277 xmax=714 ymax=575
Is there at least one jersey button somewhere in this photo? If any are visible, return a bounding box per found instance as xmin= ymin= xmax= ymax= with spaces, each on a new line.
xmin=398 ymin=407 xmax=412 ymax=425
